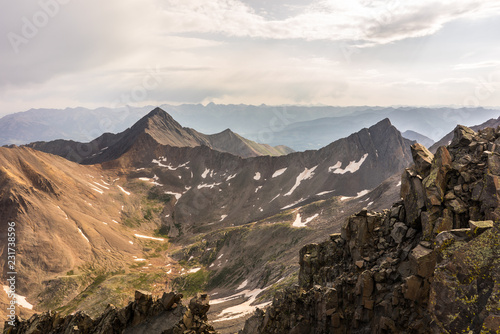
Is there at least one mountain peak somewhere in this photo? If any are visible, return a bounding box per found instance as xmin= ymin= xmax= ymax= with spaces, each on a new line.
xmin=132 ymin=107 xmax=183 ymax=133
xmin=370 ymin=118 xmax=392 ymax=130
xmin=144 ymin=107 xmax=177 ymax=123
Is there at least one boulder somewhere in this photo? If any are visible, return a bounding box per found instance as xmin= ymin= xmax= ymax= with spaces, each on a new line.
xmin=423 ymin=146 xmax=452 ymax=208
xmin=480 ymin=174 xmax=500 ymax=212
xmin=469 ymin=220 xmax=494 ymax=235
xmin=403 ymin=275 xmax=422 ymax=301
xmin=391 ymin=222 xmax=408 ymax=244
xmin=189 ymin=294 xmax=210 ymax=318
xmin=401 ymin=169 xmax=426 ymax=228
xmin=482 ymin=315 xmax=500 ymax=332
xmin=409 ymin=245 xmax=436 ymax=278
xmin=487 ymin=152 xmax=500 ymax=175
xmin=134 ymin=290 xmax=152 ymax=308
xmin=161 ymin=292 xmax=180 ymax=310
xmin=411 ymin=143 xmax=434 ymax=177
xmin=450 ymin=125 xmax=476 ymax=147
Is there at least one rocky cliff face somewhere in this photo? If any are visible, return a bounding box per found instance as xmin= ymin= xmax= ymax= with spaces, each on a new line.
xmin=3 ymin=291 xmax=217 ymax=334
xmin=240 ymin=124 xmax=500 ymax=333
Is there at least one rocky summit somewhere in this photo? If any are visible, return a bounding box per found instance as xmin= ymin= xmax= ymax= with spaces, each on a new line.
xmin=240 ymin=124 xmax=500 ymax=333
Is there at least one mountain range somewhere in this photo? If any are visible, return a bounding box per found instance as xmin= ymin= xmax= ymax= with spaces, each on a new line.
xmin=21 ymin=108 xmax=294 ymax=163
xmin=0 ymin=108 xmax=414 ymax=333
xmin=1 ymin=105 xmax=499 ymax=151
xmin=1 ymin=108 xmax=500 ymax=333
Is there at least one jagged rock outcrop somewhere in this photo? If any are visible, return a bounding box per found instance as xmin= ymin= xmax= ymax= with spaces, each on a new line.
xmin=240 ymin=124 xmax=500 ymax=333
xmin=3 ymin=291 xmax=218 ymax=334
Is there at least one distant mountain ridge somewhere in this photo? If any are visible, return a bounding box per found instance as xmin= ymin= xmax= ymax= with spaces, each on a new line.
xmin=22 ymin=108 xmax=294 ymax=162
xmin=255 ymin=107 xmax=500 ymax=150
xmin=1 ymin=105 xmax=499 ymax=152
xmin=402 ymin=130 xmax=435 ymax=148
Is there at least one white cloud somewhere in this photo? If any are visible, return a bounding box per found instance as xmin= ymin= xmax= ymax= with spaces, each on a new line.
xmin=160 ymin=0 xmax=500 ymax=44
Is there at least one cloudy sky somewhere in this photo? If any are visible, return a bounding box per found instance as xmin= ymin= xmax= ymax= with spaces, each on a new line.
xmin=1 ymin=0 xmax=500 ymax=116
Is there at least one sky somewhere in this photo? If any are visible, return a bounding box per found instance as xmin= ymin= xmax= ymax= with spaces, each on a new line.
xmin=1 ymin=0 xmax=500 ymax=116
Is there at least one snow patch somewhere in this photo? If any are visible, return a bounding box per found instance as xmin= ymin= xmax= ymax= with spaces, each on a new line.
xmin=117 ymin=185 xmax=131 ymax=195
xmin=330 ymin=153 xmax=369 ymax=174
xmin=255 ymin=186 xmax=263 ymax=193
xmin=328 ymin=161 xmax=342 ymax=172
xmin=220 ymin=215 xmax=227 ymax=221
xmin=152 ymin=159 xmax=169 ymax=168
xmin=226 ymin=174 xmax=237 ymax=181
xmin=292 ymin=213 xmax=318 ymax=227
xmin=284 ymin=166 xmax=317 ymax=196
xmin=281 ymin=198 xmax=306 ymax=210
xmin=134 ymin=234 xmax=165 ymax=241
xmin=93 ymin=181 xmax=109 ymax=189
xmin=138 ymin=176 xmax=162 ymax=186
xmin=197 ymin=183 xmax=221 ymax=189
xmin=272 ymin=168 xmax=287 ymax=178
xmin=56 ymin=206 xmax=69 ymax=220
xmin=253 ymin=172 xmax=261 ymax=181
xmin=88 ymin=184 xmax=103 ymax=194
xmin=237 ymin=280 xmax=249 ymax=290
xmin=78 ymin=228 xmax=90 ymax=243
xmin=188 ymin=268 xmax=201 ymax=273
xmin=356 ymin=189 xmax=370 ymax=198
xmin=292 ymin=213 xmax=302 ymax=227
xmin=316 ymin=190 xmax=335 ymax=196
xmin=164 ymin=191 xmax=182 ymax=200
xmin=202 ymin=168 xmax=210 ymax=178
xmin=2 ymin=286 xmax=33 ymax=310
xmin=134 ymin=258 xmax=147 ymax=262
xmin=340 ymin=189 xmax=370 ymax=202
xmin=270 ymin=194 xmax=280 ymax=202
xmin=397 ymin=181 xmax=402 ymax=187
xmin=212 ymin=288 xmax=271 ymax=322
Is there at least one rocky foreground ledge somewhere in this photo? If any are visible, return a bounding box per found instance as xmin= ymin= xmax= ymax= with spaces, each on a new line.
xmin=3 ymin=291 xmax=218 ymax=334
xmin=241 ymin=125 xmax=500 ymax=333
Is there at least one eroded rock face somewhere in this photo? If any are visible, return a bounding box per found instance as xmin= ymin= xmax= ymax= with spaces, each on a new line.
xmin=3 ymin=291 xmax=217 ymax=334
xmin=241 ymin=124 xmax=500 ymax=334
